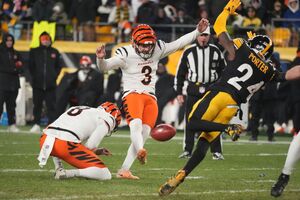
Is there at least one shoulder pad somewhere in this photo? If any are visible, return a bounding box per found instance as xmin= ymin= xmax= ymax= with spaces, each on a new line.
xmin=115 ymin=47 xmax=129 ymax=57
xmin=157 ymin=40 xmax=165 ymax=50
xmin=233 ymin=38 xmax=244 ymax=49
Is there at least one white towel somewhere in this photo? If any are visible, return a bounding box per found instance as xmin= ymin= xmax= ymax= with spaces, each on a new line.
xmin=37 ymin=135 xmax=55 ymax=168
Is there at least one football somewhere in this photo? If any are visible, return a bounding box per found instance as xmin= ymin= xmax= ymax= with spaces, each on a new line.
xmin=150 ymin=124 xmax=176 ymax=141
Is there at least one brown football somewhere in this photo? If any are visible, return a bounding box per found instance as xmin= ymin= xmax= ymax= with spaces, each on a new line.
xmin=151 ymin=124 xmax=176 ymax=141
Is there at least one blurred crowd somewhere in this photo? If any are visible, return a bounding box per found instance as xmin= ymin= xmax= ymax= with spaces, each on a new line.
xmin=0 ymin=0 xmax=300 ymax=42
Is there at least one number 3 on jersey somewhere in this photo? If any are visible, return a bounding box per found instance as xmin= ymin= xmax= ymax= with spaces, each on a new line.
xmin=228 ymin=64 xmax=264 ymax=94
xmin=141 ymin=65 xmax=152 ymax=85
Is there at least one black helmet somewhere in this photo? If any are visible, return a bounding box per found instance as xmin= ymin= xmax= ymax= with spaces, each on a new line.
xmin=248 ymin=35 xmax=274 ymax=59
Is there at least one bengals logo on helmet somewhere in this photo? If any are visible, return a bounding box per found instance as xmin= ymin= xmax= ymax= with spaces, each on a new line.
xmin=131 ymin=24 xmax=157 ymax=59
xmin=100 ymin=102 xmax=121 ymax=131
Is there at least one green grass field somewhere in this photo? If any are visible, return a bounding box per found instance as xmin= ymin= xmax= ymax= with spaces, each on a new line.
xmin=0 ymin=126 xmax=299 ymax=200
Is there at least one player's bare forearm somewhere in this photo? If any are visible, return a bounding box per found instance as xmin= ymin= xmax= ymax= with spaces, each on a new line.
xmin=218 ymin=33 xmax=236 ymax=60
xmin=285 ymin=65 xmax=300 ymax=80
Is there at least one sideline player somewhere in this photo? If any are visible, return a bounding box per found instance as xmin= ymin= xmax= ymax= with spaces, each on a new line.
xmin=96 ymin=18 xmax=210 ymax=179
xmin=37 ymin=102 xmax=121 ymax=180
xmin=158 ymin=0 xmax=300 ymax=196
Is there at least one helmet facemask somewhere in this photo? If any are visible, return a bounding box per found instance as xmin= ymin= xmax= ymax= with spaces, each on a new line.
xmin=133 ymin=42 xmax=155 ymax=59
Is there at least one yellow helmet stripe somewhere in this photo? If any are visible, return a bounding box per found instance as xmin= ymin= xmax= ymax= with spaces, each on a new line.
xmin=261 ymin=38 xmax=273 ymax=56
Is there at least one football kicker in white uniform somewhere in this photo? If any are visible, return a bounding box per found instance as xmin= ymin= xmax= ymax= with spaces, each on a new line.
xmin=37 ymin=102 xmax=121 ymax=180
xmin=96 ymin=19 xmax=210 ymax=179
xmin=271 ymin=132 xmax=300 ymax=197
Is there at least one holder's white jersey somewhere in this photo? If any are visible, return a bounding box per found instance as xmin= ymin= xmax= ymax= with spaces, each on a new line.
xmin=44 ymin=106 xmax=115 ymax=145
xmin=97 ymin=29 xmax=201 ymax=97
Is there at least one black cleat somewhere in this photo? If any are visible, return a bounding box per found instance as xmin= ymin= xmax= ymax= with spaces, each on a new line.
xmin=271 ymin=173 xmax=290 ymax=197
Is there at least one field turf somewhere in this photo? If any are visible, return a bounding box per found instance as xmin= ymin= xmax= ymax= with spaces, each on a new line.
xmin=0 ymin=126 xmax=299 ymax=200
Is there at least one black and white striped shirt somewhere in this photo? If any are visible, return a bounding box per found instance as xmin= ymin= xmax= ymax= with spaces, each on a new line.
xmin=174 ymin=42 xmax=226 ymax=94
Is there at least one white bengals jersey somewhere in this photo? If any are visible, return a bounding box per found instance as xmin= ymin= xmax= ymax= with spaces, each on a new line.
xmin=97 ymin=29 xmax=200 ymax=97
xmin=44 ymin=106 xmax=115 ymax=143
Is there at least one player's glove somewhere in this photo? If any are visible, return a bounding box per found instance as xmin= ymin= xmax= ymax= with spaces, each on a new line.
xmin=224 ymin=0 xmax=241 ymax=15
xmin=224 ymin=124 xmax=244 ymax=141
xmin=247 ymin=31 xmax=256 ymax=40
xmin=93 ymin=147 xmax=112 ymax=156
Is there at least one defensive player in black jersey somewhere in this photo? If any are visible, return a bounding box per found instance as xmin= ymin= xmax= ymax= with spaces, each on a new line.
xmin=158 ymin=0 xmax=300 ymax=196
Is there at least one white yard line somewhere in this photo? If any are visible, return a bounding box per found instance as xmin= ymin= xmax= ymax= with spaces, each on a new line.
xmin=0 ymin=153 xmax=37 ymax=156
xmin=0 ymin=169 xmax=49 ymax=172
xmin=0 ymin=129 xmax=40 ymax=134
xmin=242 ymin=179 xmax=276 ymax=183
xmin=0 ymin=167 xmax=281 ymax=173
xmin=0 ymin=152 xmax=288 ymax=157
xmin=14 ymin=188 xmax=300 ymax=200
xmin=0 ymin=129 xmax=292 ymax=144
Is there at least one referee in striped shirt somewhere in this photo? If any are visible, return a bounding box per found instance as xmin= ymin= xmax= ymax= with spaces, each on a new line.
xmin=175 ymin=27 xmax=226 ymax=159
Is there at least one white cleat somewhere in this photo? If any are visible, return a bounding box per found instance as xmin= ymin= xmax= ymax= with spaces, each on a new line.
xmin=54 ymin=168 xmax=67 ymax=180
xmin=212 ymin=152 xmax=225 ymax=160
xmin=30 ymin=124 xmax=41 ymax=133
xmin=7 ymin=124 xmax=20 ymax=133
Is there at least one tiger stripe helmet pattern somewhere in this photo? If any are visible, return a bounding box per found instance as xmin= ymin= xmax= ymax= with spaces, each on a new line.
xmin=131 ymin=24 xmax=157 ymax=59
xmin=100 ymin=102 xmax=121 ymax=131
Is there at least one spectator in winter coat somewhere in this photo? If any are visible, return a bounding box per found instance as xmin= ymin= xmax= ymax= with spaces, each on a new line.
xmin=28 ymin=31 xmax=61 ymax=133
xmin=0 ymin=33 xmax=23 ymax=132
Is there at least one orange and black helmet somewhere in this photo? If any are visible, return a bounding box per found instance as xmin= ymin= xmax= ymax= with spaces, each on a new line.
xmin=132 ymin=24 xmax=157 ymax=45
xmin=131 ymin=24 xmax=157 ymax=59
xmin=100 ymin=102 xmax=121 ymax=131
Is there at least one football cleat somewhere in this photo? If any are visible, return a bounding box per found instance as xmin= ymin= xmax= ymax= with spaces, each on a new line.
xmin=54 ymin=168 xmax=67 ymax=180
xmin=7 ymin=124 xmax=20 ymax=133
xmin=224 ymin=124 xmax=244 ymax=141
xmin=178 ymin=151 xmax=192 ymax=159
xmin=212 ymin=152 xmax=225 ymax=160
xmin=116 ymin=169 xmax=140 ymax=180
xmin=30 ymin=124 xmax=41 ymax=133
xmin=271 ymin=173 xmax=290 ymax=197
xmin=137 ymin=148 xmax=147 ymax=165
xmin=158 ymin=169 xmax=186 ymax=196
